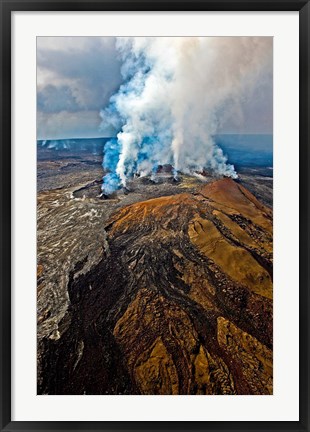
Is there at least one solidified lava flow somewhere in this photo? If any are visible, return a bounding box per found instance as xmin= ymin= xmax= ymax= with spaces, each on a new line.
xmin=38 ymin=177 xmax=273 ymax=395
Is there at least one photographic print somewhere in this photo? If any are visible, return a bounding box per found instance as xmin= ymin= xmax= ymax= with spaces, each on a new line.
xmin=37 ymin=36 xmax=273 ymax=395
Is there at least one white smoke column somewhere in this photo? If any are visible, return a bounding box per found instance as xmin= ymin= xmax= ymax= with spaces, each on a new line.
xmin=100 ymin=37 xmax=272 ymax=191
xmin=168 ymin=37 xmax=272 ymax=176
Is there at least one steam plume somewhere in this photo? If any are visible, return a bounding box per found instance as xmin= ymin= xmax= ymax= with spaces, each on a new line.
xmin=100 ymin=37 xmax=272 ymax=193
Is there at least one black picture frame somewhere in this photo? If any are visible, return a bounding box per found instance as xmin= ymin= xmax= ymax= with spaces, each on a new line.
xmin=1 ymin=1 xmax=309 ymax=431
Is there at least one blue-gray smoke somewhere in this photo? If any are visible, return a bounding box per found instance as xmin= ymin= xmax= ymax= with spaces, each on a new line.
xmin=102 ymin=139 xmax=121 ymax=194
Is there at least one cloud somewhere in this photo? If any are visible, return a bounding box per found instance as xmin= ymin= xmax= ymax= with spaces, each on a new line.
xmin=37 ymin=85 xmax=80 ymax=113
xmin=37 ymin=110 xmax=116 ymax=139
xmin=37 ymin=37 xmax=122 ymax=137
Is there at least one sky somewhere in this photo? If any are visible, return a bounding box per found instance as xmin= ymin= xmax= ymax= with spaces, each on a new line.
xmin=37 ymin=36 xmax=273 ymax=140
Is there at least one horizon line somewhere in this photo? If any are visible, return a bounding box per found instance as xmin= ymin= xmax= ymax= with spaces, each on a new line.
xmin=37 ymin=132 xmax=274 ymax=141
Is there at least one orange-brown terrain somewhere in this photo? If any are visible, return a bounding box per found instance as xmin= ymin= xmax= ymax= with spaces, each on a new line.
xmin=38 ymin=175 xmax=272 ymax=395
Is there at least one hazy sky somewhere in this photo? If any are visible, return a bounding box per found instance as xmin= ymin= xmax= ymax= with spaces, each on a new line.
xmin=37 ymin=36 xmax=273 ymax=139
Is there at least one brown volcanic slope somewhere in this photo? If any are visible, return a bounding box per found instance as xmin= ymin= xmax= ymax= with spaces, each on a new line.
xmin=39 ymin=178 xmax=273 ymax=395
